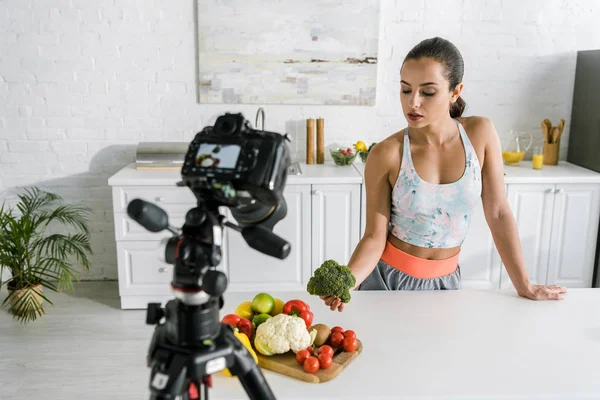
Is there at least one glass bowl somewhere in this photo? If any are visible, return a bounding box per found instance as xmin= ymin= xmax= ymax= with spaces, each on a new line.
xmin=330 ymin=148 xmax=357 ymax=166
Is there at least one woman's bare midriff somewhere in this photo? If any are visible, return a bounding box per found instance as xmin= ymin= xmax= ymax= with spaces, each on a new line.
xmin=387 ymin=232 xmax=461 ymax=260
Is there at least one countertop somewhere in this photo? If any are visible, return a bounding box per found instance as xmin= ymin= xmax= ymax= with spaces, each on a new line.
xmin=210 ymin=289 xmax=600 ymax=400
xmin=352 ymin=161 xmax=600 ymax=184
xmin=107 ymin=162 xmax=362 ymax=186
xmin=107 ymin=161 xmax=600 ymax=187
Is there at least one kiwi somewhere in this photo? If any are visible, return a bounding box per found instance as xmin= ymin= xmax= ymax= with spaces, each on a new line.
xmin=311 ymin=323 xmax=331 ymax=346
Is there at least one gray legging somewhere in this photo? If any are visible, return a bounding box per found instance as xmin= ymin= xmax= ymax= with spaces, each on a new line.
xmin=356 ymin=259 xmax=461 ymax=291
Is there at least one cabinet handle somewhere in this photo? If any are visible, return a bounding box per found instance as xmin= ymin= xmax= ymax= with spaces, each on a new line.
xmin=311 ymin=189 xmax=321 ymax=195
xmin=155 ymin=196 xmax=164 ymax=202
xmin=158 ymin=267 xmax=167 ymax=273
xmin=547 ymin=188 xmax=556 ymax=194
xmin=556 ymin=188 xmax=564 ymax=194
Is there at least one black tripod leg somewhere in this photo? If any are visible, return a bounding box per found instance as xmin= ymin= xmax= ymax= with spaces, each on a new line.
xmin=220 ymin=326 xmax=276 ymax=400
xmin=237 ymin=364 xmax=276 ymax=400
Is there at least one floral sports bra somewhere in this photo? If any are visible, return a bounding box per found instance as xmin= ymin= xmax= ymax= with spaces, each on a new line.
xmin=389 ymin=119 xmax=482 ymax=249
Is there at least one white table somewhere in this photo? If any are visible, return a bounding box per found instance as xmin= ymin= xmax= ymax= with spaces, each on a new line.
xmin=210 ymin=289 xmax=600 ymax=400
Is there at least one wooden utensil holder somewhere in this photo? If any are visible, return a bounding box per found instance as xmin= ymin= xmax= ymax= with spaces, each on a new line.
xmin=543 ymin=140 xmax=560 ymax=165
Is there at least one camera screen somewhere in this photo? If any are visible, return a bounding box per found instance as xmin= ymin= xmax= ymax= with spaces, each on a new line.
xmin=195 ymin=143 xmax=241 ymax=169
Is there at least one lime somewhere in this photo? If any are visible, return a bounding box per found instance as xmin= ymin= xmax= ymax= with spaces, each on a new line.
xmin=234 ymin=301 xmax=254 ymax=320
xmin=251 ymin=293 xmax=275 ymax=314
xmin=252 ymin=313 xmax=272 ymax=328
xmin=254 ymin=336 xmax=274 ymax=356
xmin=271 ymin=298 xmax=285 ymax=316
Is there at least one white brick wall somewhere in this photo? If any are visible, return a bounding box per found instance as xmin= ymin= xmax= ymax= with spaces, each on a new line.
xmin=1 ymin=0 xmax=600 ymax=280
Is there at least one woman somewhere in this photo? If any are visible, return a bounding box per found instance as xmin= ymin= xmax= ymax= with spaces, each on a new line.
xmin=322 ymin=37 xmax=568 ymax=311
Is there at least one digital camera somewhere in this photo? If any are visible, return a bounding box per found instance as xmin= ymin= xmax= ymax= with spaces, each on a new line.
xmin=179 ymin=112 xmax=291 ymax=229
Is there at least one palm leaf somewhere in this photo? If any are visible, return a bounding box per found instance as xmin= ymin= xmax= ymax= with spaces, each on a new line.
xmin=34 ymin=204 xmax=91 ymax=236
xmin=15 ymin=187 xmax=60 ymax=217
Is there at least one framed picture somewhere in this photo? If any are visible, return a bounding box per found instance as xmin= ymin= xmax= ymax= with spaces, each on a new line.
xmin=197 ymin=0 xmax=380 ymax=105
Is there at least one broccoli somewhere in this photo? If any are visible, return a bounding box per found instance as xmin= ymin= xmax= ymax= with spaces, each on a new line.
xmin=307 ymin=259 xmax=356 ymax=303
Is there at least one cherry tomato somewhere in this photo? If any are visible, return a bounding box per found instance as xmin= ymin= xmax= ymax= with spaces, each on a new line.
xmin=318 ymin=353 xmax=333 ymax=369
xmin=318 ymin=345 xmax=333 ymax=358
xmin=330 ymin=332 xmax=345 ymax=348
xmin=331 ymin=326 xmax=344 ymax=334
xmin=346 ymin=148 xmax=353 ymax=154
xmin=343 ymin=337 xmax=357 ymax=352
xmin=303 ymin=356 xmax=320 ymax=374
xmin=296 ymin=349 xmax=310 ymax=365
xmin=343 ymin=330 xmax=356 ymax=341
xmin=306 ymin=346 xmax=314 ymax=355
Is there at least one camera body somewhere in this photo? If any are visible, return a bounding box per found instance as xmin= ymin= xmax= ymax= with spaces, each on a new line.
xmin=180 ymin=113 xmax=290 ymax=213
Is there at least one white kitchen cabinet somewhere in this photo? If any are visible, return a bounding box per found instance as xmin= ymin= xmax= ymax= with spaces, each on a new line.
xmin=459 ymin=200 xmax=503 ymax=289
xmin=311 ymin=184 xmax=361 ymax=270
xmin=501 ymin=183 xmax=556 ymax=288
xmin=224 ymin=185 xmax=312 ymax=292
xmin=546 ymin=184 xmax=600 ymax=287
xmin=501 ymin=182 xmax=600 ymax=289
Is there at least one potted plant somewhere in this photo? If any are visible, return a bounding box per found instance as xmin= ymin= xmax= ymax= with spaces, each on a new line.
xmin=0 ymin=187 xmax=92 ymax=322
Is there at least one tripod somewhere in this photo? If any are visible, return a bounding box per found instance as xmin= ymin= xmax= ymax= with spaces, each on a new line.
xmin=127 ymin=198 xmax=278 ymax=400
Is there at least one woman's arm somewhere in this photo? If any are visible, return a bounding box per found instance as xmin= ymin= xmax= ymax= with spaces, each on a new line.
xmin=477 ymin=117 xmax=567 ymax=300
xmin=347 ymin=143 xmax=392 ymax=287
xmin=322 ymin=142 xmax=393 ymax=311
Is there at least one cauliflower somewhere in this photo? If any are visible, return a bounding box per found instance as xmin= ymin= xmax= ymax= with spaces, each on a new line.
xmin=253 ymin=314 xmax=315 ymax=355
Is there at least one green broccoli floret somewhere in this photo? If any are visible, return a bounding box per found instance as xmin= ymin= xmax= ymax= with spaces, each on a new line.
xmin=307 ymin=259 xmax=356 ymax=303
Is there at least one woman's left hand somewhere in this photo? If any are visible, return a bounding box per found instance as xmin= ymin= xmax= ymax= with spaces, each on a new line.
xmin=518 ymin=284 xmax=568 ymax=300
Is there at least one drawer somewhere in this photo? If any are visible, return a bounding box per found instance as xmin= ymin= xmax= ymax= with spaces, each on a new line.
xmin=114 ymin=211 xmax=187 ymax=241
xmin=112 ymin=186 xmax=197 ymax=213
xmin=116 ymin=241 xmax=174 ymax=296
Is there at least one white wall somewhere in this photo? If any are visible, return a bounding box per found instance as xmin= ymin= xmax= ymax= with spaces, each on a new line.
xmin=1 ymin=0 xmax=599 ymax=280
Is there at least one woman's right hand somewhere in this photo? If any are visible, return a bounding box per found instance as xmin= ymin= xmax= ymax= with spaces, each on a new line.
xmin=320 ymin=296 xmax=345 ymax=312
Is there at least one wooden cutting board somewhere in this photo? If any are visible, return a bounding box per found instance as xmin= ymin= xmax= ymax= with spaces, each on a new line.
xmin=256 ymin=340 xmax=363 ymax=383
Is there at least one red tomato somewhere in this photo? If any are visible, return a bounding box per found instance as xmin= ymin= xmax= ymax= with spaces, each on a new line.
xmin=318 ymin=353 xmax=333 ymax=369
xmin=318 ymin=345 xmax=333 ymax=358
xmin=306 ymin=346 xmax=314 ymax=355
xmin=296 ymin=349 xmax=311 ymax=365
xmin=221 ymin=314 xmax=241 ymax=327
xmin=343 ymin=337 xmax=357 ymax=352
xmin=331 ymin=326 xmax=344 ymax=334
xmin=330 ymin=332 xmax=344 ymax=348
xmin=303 ymin=356 xmax=320 ymax=374
xmin=343 ymin=330 xmax=356 ymax=341
xmin=346 ymin=148 xmax=353 ymax=153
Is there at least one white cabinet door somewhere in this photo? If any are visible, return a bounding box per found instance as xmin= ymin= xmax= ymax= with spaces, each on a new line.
xmin=501 ymin=184 xmax=556 ymax=288
xmin=116 ymin=241 xmax=173 ymax=296
xmin=312 ymin=184 xmax=361 ymax=270
xmin=225 ymin=185 xmax=312 ymax=292
xmin=546 ymin=184 xmax=600 ymax=287
xmin=459 ymin=200 xmax=502 ymax=289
